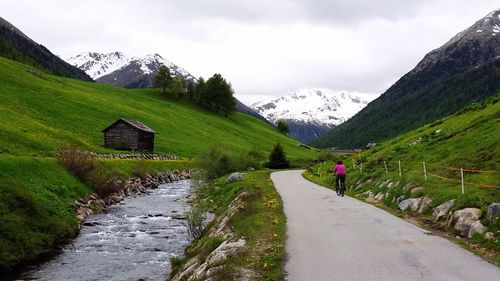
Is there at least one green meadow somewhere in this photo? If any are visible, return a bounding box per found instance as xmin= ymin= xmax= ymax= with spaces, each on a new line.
xmin=0 ymin=56 xmax=315 ymax=271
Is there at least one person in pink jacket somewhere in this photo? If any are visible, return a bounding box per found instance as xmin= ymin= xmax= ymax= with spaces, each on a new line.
xmin=333 ymin=160 xmax=346 ymax=196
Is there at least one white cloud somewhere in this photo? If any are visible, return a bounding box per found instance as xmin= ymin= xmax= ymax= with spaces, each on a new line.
xmin=1 ymin=0 xmax=499 ymax=103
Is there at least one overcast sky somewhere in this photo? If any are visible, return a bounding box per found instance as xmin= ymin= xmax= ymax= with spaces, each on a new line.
xmin=1 ymin=0 xmax=499 ymax=104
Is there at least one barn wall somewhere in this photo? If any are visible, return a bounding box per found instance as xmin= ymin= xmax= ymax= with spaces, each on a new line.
xmin=104 ymin=121 xmax=155 ymax=151
xmin=138 ymin=133 xmax=155 ymax=151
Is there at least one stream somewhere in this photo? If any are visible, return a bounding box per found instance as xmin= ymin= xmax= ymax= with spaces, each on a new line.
xmin=15 ymin=180 xmax=193 ymax=281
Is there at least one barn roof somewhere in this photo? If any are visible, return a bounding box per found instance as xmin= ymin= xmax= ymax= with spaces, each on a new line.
xmin=102 ymin=118 xmax=156 ymax=134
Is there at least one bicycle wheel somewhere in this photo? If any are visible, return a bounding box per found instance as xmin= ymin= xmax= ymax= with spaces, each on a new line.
xmin=336 ymin=180 xmax=341 ymax=196
xmin=340 ymin=181 xmax=345 ymax=197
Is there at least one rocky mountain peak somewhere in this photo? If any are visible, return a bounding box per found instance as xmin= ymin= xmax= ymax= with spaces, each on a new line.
xmin=251 ymin=88 xmax=376 ymax=143
xmin=412 ymin=8 xmax=500 ymax=75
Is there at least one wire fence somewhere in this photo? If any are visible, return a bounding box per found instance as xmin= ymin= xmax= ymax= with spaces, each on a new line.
xmin=347 ymin=160 xmax=500 ymax=193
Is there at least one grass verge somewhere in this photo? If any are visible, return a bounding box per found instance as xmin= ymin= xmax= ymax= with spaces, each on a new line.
xmin=171 ymin=170 xmax=286 ymax=280
xmin=303 ymin=166 xmax=500 ymax=266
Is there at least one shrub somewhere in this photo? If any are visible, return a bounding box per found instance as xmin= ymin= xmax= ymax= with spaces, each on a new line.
xmin=134 ymin=160 xmax=149 ymax=180
xmin=317 ymin=150 xmax=335 ymax=162
xmin=88 ymin=163 xmax=122 ymax=198
xmin=267 ymin=142 xmax=290 ymax=169
xmin=198 ymin=145 xmax=245 ymax=179
xmin=58 ymin=145 xmax=94 ymax=181
xmin=169 ymin=256 xmax=183 ymax=268
xmin=246 ymin=149 xmax=266 ymax=169
xmin=186 ymin=206 xmax=206 ymax=239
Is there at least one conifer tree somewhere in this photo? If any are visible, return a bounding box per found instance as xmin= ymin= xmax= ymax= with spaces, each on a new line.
xmin=267 ymin=142 xmax=290 ymax=169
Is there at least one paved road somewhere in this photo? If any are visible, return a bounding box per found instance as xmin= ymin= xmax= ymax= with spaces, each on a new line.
xmin=271 ymin=170 xmax=500 ymax=281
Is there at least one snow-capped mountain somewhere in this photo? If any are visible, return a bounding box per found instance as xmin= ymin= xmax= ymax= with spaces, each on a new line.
xmin=251 ymin=88 xmax=376 ymax=143
xmin=67 ymin=52 xmax=196 ymax=88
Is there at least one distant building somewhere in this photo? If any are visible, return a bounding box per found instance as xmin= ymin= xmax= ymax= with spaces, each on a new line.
xmin=366 ymin=142 xmax=377 ymax=149
xmin=102 ymin=118 xmax=156 ymax=151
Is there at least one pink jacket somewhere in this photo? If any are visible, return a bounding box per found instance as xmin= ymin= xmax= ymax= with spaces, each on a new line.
xmin=334 ymin=164 xmax=346 ymax=175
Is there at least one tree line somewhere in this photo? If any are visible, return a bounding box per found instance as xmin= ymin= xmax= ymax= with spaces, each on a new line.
xmin=154 ymin=65 xmax=236 ymax=117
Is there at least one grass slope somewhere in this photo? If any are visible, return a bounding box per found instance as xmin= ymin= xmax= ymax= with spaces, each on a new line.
xmin=171 ymin=170 xmax=286 ymax=280
xmin=0 ymin=56 xmax=311 ymax=160
xmin=0 ymin=56 xmax=314 ymax=271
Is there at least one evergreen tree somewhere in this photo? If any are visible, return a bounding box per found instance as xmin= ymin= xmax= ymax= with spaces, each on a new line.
xmin=267 ymin=142 xmax=290 ymax=169
xmin=154 ymin=65 xmax=172 ymax=94
xmin=205 ymin=73 xmax=236 ymax=116
xmin=276 ymin=120 xmax=290 ymax=135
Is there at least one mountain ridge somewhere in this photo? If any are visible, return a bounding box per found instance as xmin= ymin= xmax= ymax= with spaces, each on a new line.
xmin=313 ymin=8 xmax=500 ymax=149
xmin=0 ymin=17 xmax=93 ymax=81
xmin=251 ymin=88 xmax=375 ymax=143
xmin=67 ymin=51 xmax=196 ymax=88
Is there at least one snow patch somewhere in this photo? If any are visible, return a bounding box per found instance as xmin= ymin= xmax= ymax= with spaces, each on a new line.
xmin=66 ymin=52 xmax=195 ymax=80
xmin=251 ymin=88 xmax=378 ymax=126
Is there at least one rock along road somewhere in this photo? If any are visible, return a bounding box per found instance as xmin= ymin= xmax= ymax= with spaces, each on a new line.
xmin=271 ymin=170 xmax=500 ymax=281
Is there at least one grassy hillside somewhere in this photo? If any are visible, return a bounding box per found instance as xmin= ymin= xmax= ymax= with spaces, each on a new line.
xmin=0 ymin=56 xmax=311 ymax=160
xmin=0 ymin=56 xmax=314 ymax=272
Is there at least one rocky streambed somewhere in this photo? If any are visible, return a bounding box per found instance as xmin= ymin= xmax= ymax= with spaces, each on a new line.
xmin=14 ymin=177 xmax=193 ymax=281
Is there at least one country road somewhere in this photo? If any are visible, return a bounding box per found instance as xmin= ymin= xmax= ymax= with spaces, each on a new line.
xmin=271 ymin=170 xmax=500 ymax=281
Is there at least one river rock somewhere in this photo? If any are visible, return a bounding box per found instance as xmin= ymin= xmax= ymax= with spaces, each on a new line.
xmin=398 ymin=197 xmax=422 ymax=212
xmin=487 ymin=203 xmax=500 ymax=222
xmin=418 ymin=197 xmax=433 ymax=214
xmin=447 ymin=208 xmax=482 ymax=237
xmin=468 ymin=221 xmax=487 ymax=238
xmin=225 ymin=172 xmax=244 ymax=183
xmin=432 ymin=199 xmax=456 ymax=222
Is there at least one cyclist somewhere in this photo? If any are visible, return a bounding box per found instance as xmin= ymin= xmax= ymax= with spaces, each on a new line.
xmin=333 ymin=160 xmax=346 ymax=196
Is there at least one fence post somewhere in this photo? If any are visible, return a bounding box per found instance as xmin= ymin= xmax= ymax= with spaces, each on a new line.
xmin=384 ymin=161 xmax=388 ymax=175
xmin=398 ymin=160 xmax=402 ymax=177
xmin=423 ymin=162 xmax=427 ymax=181
xmin=461 ymin=168 xmax=464 ymax=194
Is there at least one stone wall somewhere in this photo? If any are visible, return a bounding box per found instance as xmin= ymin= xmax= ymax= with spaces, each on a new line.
xmin=89 ymin=152 xmax=180 ymax=160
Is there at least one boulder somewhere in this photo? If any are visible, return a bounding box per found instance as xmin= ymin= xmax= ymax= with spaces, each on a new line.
xmin=225 ymin=172 xmax=244 ymax=183
xmin=374 ymin=192 xmax=385 ymax=201
xmin=410 ymin=186 xmax=425 ymax=195
xmin=205 ymin=238 xmax=246 ymax=266
xmin=432 ymin=199 xmax=455 ymax=222
xmin=418 ymin=197 xmax=433 ymax=214
xmin=398 ymin=197 xmax=423 ymax=212
xmin=468 ymin=221 xmax=487 ymax=238
xmin=487 ymin=203 xmax=500 ymax=222
xmin=447 ymin=208 xmax=482 ymax=237
xmin=484 ymin=232 xmax=495 ymax=240
xmin=396 ymin=195 xmax=406 ymax=204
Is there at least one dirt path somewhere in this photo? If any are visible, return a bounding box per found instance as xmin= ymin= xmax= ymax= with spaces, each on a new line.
xmin=271 ymin=170 xmax=499 ymax=281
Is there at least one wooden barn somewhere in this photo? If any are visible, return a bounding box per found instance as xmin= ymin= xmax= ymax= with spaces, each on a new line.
xmin=102 ymin=118 xmax=156 ymax=151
